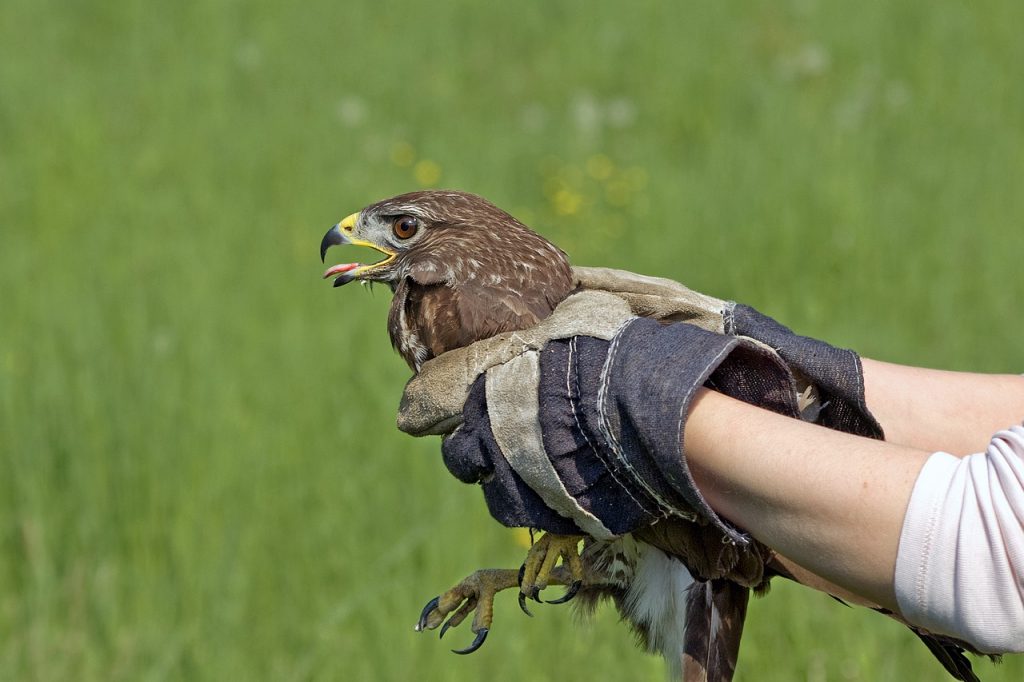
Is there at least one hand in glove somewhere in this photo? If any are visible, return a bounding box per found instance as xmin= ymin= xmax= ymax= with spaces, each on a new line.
xmin=399 ymin=266 xmax=882 ymax=540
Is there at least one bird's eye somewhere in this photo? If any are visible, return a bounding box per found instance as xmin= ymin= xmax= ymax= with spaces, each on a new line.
xmin=393 ymin=216 xmax=419 ymax=240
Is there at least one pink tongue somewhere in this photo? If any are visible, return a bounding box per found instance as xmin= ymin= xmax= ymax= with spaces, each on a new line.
xmin=323 ymin=262 xmax=359 ymax=279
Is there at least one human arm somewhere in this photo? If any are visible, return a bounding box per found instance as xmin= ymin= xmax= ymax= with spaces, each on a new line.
xmin=862 ymin=357 xmax=1024 ymax=454
xmin=684 ymin=386 xmax=929 ymax=612
xmin=685 ymin=371 xmax=1024 ymax=652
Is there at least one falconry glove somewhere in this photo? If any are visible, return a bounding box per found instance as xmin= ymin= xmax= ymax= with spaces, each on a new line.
xmin=398 ymin=267 xmax=883 ymax=541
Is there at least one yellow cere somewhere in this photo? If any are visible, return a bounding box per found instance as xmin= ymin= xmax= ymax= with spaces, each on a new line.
xmin=339 ymin=212 xmax=359 ymax=232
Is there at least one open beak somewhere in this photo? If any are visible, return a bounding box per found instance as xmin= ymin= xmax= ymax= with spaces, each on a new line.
xmin=320 ymin=212 xmax=396 ymax=287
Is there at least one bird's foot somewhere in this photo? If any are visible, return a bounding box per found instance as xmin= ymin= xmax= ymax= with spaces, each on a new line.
xmin=414 ymin=534 xmax=586 ymax=654
xmin=415 ymin=568 xmax=519 ymax=654
xmin=517 ymin=533 xmax=585 ymax=612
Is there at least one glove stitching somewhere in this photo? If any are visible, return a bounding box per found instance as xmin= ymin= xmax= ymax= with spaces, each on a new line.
xmin=853 ymin=355 xmax=870 ymax=420
xmin=722 ymin=300 xmax=737 ymax=334
xmin=675 ymin=340 xmax=741 ymax=540
xmin=487 ymin=353 xmax=614 ymax=539
xmin=598 ymin=319 xmax=675 ymax=519
xmin=566 ymin=336 xmax=658 ymax=519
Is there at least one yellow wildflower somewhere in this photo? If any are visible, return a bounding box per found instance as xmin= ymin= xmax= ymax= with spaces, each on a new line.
xmin=552 ymin=188 xmax=583 ymax=216
xmin=414 ymin=159 xmax=441 ymax=186
xmin=586 ymin=154 xmax=615 ymax=181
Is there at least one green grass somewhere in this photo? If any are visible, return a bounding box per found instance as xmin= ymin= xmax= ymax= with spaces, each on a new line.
xmin=2 ymin=1 xmax=1022 ymax=680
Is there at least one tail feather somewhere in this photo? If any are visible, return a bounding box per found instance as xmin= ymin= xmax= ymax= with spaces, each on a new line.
xmin=682 ymin=579 xmax=750 ymax=682
xmin=872 ymin=606 xmax=1000 ymax=682
xmin=914 ymin=632 xmax=980 ymax=682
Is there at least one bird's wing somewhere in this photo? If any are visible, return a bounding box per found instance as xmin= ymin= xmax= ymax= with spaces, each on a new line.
xmin=402 ymin=283 xmax=547 ymax=365
xmin=457 ymin=285 xmax=548 ymax=341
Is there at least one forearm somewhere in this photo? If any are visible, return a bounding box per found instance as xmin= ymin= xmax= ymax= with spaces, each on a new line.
xmin=862 ymin=358 xmax=1024 ymax=454
xmin=685 ymin=388 xmax=929 ymax=611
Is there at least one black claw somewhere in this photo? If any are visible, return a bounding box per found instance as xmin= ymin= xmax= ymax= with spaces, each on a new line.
xmin=546 ymin=579 xmax=582 ymax=605
xmin=452 ymin=628 xmax=488 ymax=655
xmin=517 ymin=564 xmax=525 ymax=588
xmin=439 ymin=618 xmax=453 ymax=640
xmin=517 ymin=591 xmax=533 ymax=617
xmin=530 ymin=586 xmax=543 ymax=603
xmin=416 ymin=596 xmax=440 ymax=631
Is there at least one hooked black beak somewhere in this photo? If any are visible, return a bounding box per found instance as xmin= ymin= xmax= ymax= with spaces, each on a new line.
xmin=320 ymin=224 xmax=346 ymax=263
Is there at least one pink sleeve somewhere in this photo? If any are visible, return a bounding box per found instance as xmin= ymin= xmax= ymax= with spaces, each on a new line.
xmin=894 ymin=425 xmax=1024 ymax=654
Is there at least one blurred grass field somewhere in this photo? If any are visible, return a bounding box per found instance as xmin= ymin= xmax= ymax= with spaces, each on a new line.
xmin=2 ymin=1 xmax=1022 ymax=680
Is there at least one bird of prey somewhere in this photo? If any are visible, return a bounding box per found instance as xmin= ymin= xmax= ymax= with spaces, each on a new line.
xmin=320 ymin=190 xmax=988 ymax=681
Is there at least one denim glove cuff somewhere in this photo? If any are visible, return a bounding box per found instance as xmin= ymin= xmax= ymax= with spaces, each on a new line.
xmin=596 ymin=317 xmax=800 ymax=544
xmin=724 ymin=303 xmax=883 ymax=439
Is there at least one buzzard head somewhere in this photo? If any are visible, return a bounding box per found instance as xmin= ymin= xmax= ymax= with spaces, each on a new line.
xmin=319 ymin=195 xmax=425 ymax=290
xmin=321 ymin=190 xmax=574 ymax=371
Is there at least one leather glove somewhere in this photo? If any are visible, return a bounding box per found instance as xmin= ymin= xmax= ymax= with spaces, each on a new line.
xmin=438 ymin=316 xmax=798 ymax=544
xmin=397 ymin=267 xmax=882 ymax=541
